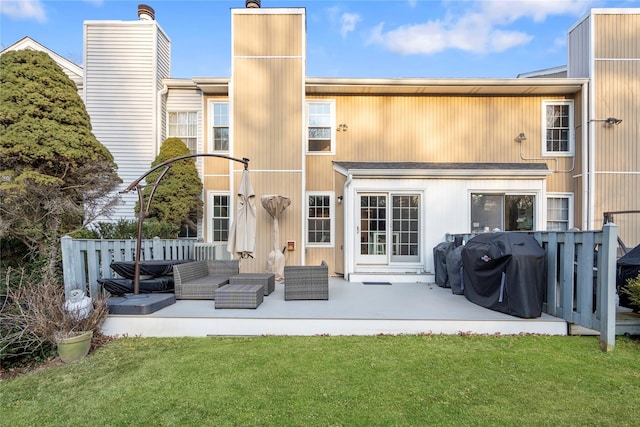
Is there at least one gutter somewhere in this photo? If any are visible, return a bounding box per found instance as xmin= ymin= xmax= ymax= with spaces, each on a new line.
xmin=582 ymin=82 xmax=589 ymax=231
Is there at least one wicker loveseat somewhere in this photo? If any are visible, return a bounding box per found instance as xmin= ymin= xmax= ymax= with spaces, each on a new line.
xmin=284 ymin=261 xmax=329 ymax=300
xmin=173 ymin=260 xmax=239 ymax=300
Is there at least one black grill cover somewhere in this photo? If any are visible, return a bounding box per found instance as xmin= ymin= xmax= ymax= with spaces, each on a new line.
xmin=446 ymin=245 xmax=465 ymax=295
xmin=433 ymin=241 xmax=455 ymax=287
xmin=462 ymin=232 xmax=546 ymax=318
xmin=617 ymin=244 xmax=640 ymax=311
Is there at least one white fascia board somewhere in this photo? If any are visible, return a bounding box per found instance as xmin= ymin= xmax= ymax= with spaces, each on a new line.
xmin=232 ymin=8 xmax=305 ymax=15
xmin=333 ymin=167 xmax=551 ymax=179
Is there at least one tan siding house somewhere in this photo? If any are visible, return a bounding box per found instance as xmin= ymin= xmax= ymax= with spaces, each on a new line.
xmin=3 ymin=5 xmax=637 ymax=282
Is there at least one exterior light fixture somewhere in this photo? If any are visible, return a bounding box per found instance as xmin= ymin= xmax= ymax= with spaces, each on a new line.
xmin=337 ymin=124 xmax=348 ymax=132
xmin=515 ymin=132 xmax=526 ymax=143
xmin=590 ymin=117 xmax=623 ymax=126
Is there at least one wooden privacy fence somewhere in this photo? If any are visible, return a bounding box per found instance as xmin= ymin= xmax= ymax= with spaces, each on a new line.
xmin=447 ymin=223 xmax=618 ymax=351
xmin=60 ymin=237 xmax=232 ymax=300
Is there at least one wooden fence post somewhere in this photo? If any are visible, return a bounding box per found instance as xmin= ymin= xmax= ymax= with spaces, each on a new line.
xmin=599 ymin=222 xmax=618 ymax=352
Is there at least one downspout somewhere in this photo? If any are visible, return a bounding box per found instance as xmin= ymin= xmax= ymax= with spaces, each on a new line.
xmin=344 ymin=173 xmax=353 ymax=280
xmin=581 ymin=82 xmax=589 ymax=230
xmin=587 ymin=16 xmax=596 ymax=231
xmin=157 ymin=83 xmax=169 ymax=156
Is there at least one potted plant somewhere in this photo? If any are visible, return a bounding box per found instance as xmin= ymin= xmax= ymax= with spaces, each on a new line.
xmin=1 ymin=272 xmax=109 ymax=364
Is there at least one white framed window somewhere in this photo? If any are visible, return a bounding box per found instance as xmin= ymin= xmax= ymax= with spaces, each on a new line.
xmin=307 ymin=192 xmax=334 ymax=246
xmin=306 ymin=101 xmax=335 ymax=154
xmin=168 ymin=111 xmax=198 ymax=154
xmin=546 ymin=193 xmax=573 ymax=231
xmin=209 ymin=102 xmax=229 ymax=152
xmin=209 ymin=193 xmax=230 ymax=242
xmin=470 ymin=193 xmax=536 ymax=232
xmin=542 ymin=100 xmax=574 ymax=156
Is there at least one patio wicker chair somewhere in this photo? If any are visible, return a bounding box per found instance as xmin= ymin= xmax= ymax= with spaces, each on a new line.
xmin=284 ymin=261 xmax=329 ymax=300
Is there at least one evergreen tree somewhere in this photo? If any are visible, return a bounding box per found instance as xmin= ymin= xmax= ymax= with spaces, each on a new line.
xmin=138 ymin=138 xmax=203 ymax=236
xmin=0 ymin=50 xmax=120 ymax=279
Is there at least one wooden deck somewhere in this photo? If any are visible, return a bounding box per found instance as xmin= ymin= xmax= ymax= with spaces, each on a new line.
xmin=102 ymin=278 xmax=569 ymax=337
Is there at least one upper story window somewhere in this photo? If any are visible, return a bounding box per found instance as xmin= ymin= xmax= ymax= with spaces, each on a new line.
xmin=210 ymin=102 xmax=229 ymax=152
xmin=307 ymin=101 xmax=335 ymax=154
xmin=168 ymin=111 xmax=197 ymax=154
xmin=543 ymin=100 xmax=574 ymax=156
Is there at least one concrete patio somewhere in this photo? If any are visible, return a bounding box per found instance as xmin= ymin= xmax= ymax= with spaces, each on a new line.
xmin=102 ymin=278 xmax=568 ymax=337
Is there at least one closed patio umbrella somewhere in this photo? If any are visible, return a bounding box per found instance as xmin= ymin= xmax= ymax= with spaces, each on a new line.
xmin=227 ymin=169 xmax=256 ymax=259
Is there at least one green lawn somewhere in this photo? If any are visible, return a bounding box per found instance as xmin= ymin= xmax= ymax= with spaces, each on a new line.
xmin=1 ymin=335 xmax=639 ymax=426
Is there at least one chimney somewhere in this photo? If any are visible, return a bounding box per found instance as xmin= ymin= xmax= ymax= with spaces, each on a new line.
xmin=246 ymin=1 xmax=260 ymax=8
xmin=138 ymin=4 xmax=155 ymax=21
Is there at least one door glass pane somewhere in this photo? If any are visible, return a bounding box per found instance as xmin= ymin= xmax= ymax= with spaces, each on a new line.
xmin=360 ymin=195 xmax=386 ymax=255
xmin=392 ymin=195 xmax=419 ymax=257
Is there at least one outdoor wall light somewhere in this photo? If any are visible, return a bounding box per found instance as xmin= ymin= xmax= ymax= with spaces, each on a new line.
xmin=287 ymin=241 xmax=296 ymax=251
xmin=590 ymin=117 xmax=623 ymax=126
xmin=515 ymin=132 xmax=527 ymax=143
xmin=337 ymin=195 xmax=343 ymax=203
xmin=337 ymin=124 xmax=348 ymax=132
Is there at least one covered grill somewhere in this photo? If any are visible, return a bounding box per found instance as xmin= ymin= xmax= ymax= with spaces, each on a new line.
xmin=462 ymin=232 xmax=546 ymax=318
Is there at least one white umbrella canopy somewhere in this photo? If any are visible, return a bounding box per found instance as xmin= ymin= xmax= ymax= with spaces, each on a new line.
xmin=261 ymin=195 xmax=291 ymax=283
xmin=227 ymin=169 xmax=257 ymax=259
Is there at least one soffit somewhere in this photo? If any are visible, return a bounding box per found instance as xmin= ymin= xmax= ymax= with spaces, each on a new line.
xmin=167 ymin=77 xmax=587 ymax=97
xmin=307 ymin=77 xmax=587 ymax=96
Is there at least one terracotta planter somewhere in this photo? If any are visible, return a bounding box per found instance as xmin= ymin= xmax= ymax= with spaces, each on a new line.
xmin=56 ymin=331 xmax=93 ymax=363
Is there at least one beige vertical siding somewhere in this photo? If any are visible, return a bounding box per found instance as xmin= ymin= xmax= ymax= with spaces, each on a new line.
xmin=230 ymin=10 xmax=305 ymax=272
xmin=306 ymin=157 xmax=335 ymax=190
xmin=233 ymin=58 xmax=304 ymax=171
xmin=233 ymin=13 xmax=304 ymax=57
xmin=594 ymin=14 xmax=640 ymax=59
xmin=592 ymin=12 xmax=640 ymax=246
xmin=305 ymin=94 xmax=580 ymax=196
xmin=203 ymin=176 xmax=229 ymax=190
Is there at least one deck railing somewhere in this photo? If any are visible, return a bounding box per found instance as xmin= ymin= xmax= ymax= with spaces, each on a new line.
xmin=60 ymin=236 xmax=195 ymax=300
xmin=61 ymin=225 xmax=619 ymax=350
xmin=447 ymin=223 xmax=618 ymax=351
xmin=60 ymin=237 xmax=232 ymax=301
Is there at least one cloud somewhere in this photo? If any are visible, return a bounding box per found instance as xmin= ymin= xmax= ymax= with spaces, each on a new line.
xmin=367 ymin=0 xmax=594 ymax=55
xmin=327 ymin=6 xmax=362 ymax=39
xmin=341 ymin=12 xmax=362 ymax=38
xmin=0 ymin=0 xmax=47 ymax=23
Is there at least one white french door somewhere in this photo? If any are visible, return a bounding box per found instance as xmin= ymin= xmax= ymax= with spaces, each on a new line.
xmin=357 ymin=193 xmax=420 ymax=265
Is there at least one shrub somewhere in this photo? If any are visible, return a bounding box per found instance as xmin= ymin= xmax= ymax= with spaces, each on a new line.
xmin=89 ymin=218 xmax=180 ymax=239
xmin=622 ymin=273 xmax=640 ymax=308
xmin=0 ymin=268 xmax=109 ymax=366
